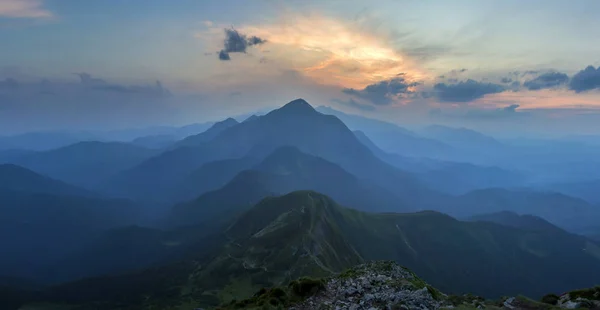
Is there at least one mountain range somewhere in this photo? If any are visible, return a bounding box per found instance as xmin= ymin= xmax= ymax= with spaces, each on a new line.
xmin=8 ymin=141 xmax=159 ymax=189
xmin=167 ymin=146 xmax=411 ymax=228
xmin=0 ymin=165 xmax=148 ymax=284
xmin=4 ymin=98 xmax=600 ymax=310
xmin=15 ymin=191 xmax=600 ymax=309
xmin=103 ymin=99 xmax=433 ymax=206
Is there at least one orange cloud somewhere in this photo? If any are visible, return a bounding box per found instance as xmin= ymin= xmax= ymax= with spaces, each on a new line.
xmin=199 ymin=14 xmax=431 ymax=90
xmin=0 ymin=0 xmax=52 ymax=18
xmin=475 ymin=89 xmax=600 ymax=110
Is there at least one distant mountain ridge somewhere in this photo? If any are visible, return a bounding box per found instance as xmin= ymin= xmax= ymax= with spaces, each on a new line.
xmin=0 ymin=164 xmax=97 ymax=198
xmin=353 ymin=130 xmax=525 ymax=194
xmin=168 ymin=146 xmax=412 ymax=228
xmin=108 ymin=99 xmax=434 ymax=205
xmin=317 ymin=106 xmax=453 ymax=158
xmin=173 ymin=117 xmax=239 ymax=148
xmin=448 ymin=188 xmax=600 ymax=234
xmin=421 ymin=125 xmax=503 ymax=150
xmin=468 ymin=211 xmax=566 ymax=233
xmin=10 ymin=141 xmax=158 ymax=189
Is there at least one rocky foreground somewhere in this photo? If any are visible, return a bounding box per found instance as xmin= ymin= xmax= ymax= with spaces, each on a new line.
xmin=218 ymin=261 xmax=600 ymax=310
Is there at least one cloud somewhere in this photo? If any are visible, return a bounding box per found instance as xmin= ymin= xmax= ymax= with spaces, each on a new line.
xmin=248 ymin=36 xmax=266 ymax=45
xmin=502 ymin=104 xmax=520 ymax=113
xmin=342 ymin=76 xmax=418 ymax=105
xmin=218 ymin=28 xmax=266 ymax=61
xmin=236 ymin=14 xmax=429 ymax=89
xmin=97 ymin=81 xmax=171 ymax=97
xmin=433 ymin=79 xmax=505 ymax=102
xmin=331 ymin=98 xmax=376 ymax=111
xmin=569 ymin=65 xmax=600 ymax=93
xmin=402 ymin=46 xmax=452 ymax=62
xmin=0 ymin=74 xmax=183 ymax=133
xmin=75 ymin=73 xmax=106 ymax=86
xmin=218 ymin=50 xmax=231 ymax=61
xmin=523 ymin=71 xmax=569 ymax=90
xmin=71 ymin=73 xmax=170 ymax=97
xmin=430 ymin=104 xmax=526 ymax=121
xmin=0 ymin=0 xmax=52 ymax=18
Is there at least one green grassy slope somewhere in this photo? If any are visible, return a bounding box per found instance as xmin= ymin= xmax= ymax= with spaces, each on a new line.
xmin=19 ymin=191 xmax=600 ymax=309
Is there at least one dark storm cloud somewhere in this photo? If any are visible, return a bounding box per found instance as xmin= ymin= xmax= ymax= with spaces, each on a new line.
xmin=523 ymin=72 xmax=569 ymax=90
xmin=501 ymin=77 xmax=513 ymax=84
xmin=342 ymin=76 xmax=418 ymax=105
xmin=331 ymin=98 xmax=376 ymax=111
xmin=218 ymin=28 xmax=267 ymax=61
xmin=433 ymin=79 xmax=505 ymax=102
xmin=569 ymin=65 xmax=600 ymax=92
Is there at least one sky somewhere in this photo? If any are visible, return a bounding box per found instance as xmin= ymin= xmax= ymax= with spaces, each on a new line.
xmin=1 ymin=0 xmax=600 ymax=136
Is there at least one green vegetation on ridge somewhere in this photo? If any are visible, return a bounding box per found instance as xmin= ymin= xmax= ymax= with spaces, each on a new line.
xmin=20 ymin=190 xmax=600 ymax=309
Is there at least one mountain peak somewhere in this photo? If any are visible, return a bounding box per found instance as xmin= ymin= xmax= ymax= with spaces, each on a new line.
xmin=216 ymin=117 xmax=239 ymax=127
xmin=278 ymin=98 xmax=316 ymax=114
xmin=243 ymin=115 xmax=259 ymax=123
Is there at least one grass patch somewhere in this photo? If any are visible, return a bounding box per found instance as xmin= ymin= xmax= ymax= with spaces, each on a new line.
xmin=426 ymin=285 xmax=443 ymax=301
xmin=512 ymin=296 xmax=562 ymax=310
xmin=569 ymin=286 xmax=600 ymax=300
xmin=217 ymin=277 xmax=325 ymax=309
xmin=288 ymin=277 xmax=325 ymax=298
xmin=447 ymin=294 xmax=485 ymax=306
xmin=540 ymin=293 xmax=559 ymax=305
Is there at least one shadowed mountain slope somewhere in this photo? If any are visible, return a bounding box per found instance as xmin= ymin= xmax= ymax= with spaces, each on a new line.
xmin=26 ymin=191 xmax=600 ymax=309
xmin=109 ymin=99 xmax=436 ymax=205
xmin=168 ymin=146 xmax=412 ymax=228
xmin=10 ymin=141 xmax=158 ymax=189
